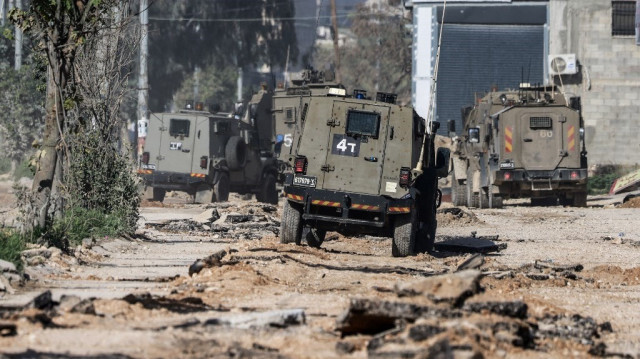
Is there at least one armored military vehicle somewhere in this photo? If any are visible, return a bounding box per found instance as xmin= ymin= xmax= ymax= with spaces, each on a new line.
xmin=278 ymin=85 xmax=450 ymax=257
xmin=449 ymin=84 xmax=588 ymax=208
xmin=272 ymin=69 xmax=340 ymax=180
xmin=138 ymin=92 xmax=279 ymax=204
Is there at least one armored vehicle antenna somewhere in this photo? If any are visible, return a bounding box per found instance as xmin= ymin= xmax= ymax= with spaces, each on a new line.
xmin=415 ymin=0 xmax=447 ymax=173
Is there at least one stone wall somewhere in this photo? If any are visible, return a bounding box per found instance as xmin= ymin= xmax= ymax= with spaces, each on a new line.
xmin=550 ymin=0 xmax=640 ymax=165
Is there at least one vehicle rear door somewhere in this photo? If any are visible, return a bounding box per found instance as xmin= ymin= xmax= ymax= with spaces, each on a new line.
xmin=517 ymin=110 xmax=564 ymax=171
xmin=189 ymin=115 xmax=210 ymax=176
xmin=155 ymin=114 xmax=196 ymax=173
xmin=321 ymin=101 xmax=390 ymax=195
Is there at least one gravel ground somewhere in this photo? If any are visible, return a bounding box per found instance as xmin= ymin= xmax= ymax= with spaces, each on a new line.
xmin=0 ymin=190 xmax=639 ymax=358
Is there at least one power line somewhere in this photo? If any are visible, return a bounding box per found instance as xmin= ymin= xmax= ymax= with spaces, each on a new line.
xmin=147 ymin=14 xmax=355 ymax=22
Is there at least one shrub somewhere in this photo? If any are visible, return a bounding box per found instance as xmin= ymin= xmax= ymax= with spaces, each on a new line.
xmin=43 ymin=207 xmax=130 ymax=250
xmin=13 ymin=158 xmax=34 ymax=180
xmin=0 ymin=157 xmax=11 ymax=175
xmin=0 ymin=229 xmax=26 ymax=271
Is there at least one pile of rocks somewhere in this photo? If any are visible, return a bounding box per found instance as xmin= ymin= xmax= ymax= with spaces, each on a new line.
xmin=335 ymin=270 xmax=614 ymax=357
xmin=150 ymin=203 xmax=281 ymax=240
xmin=0 ymin=259 xmax=20 ymax=296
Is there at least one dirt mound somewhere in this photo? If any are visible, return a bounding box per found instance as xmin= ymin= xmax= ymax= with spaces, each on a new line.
xmin=585 ymin=265 xmax=640 ymax=285
xmin=437 ymin=207 xmax=482 ymax=226
xmin=619 ymin=196 xmax=640 ymax=208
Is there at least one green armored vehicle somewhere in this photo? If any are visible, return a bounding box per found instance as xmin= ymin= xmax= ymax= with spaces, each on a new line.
xmin=278 ymin=84 xmax=450 ymax=257
xmin=449 ymin=84 xmax=588 ymax=208
xmin=139 ymin=92 xmax=278 ymax=204
xmin=272 ymin=69 xmax=339 ymax=179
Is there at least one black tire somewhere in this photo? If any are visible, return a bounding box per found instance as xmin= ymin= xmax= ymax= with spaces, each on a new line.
xmin=451 ymin=170 xmax=467 ymax=207
xmin=152 ymin=188 xmax=165 ymax=202
xmin=304 ymin=227 xmax=326 ymax=248
xmin=214 ymin=172 xmax=230 ymax=202
xmin=280 ymin=200 xmax=303 ymax=244
xmin=490 ymin=195 xmax=504 ymax=209
xmin=392 ymin=211 xmax=417 ymax=257
xmin=531 ymin=197 xmax=557 ymax=206
xmin=573 ymin=191 xmax=587 ymax=207
xmin=258 ymin=173 xmax=278 ymax=204
xmin=194 ymin=189 xmax=214 ymax=204
xmin=466 ymin=165 xmax=479 ymax=208
xmin=225 ymin=136 xmax=247 ymax=171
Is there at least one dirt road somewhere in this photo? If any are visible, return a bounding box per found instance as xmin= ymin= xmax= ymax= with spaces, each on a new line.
xmin=1 ymin=193 xmax=639 ymax=358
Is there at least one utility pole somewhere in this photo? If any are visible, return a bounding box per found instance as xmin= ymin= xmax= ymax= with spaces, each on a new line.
xmin=1 ymin=0 xmax=6 ymax=27
xmin=137 ymin=0 xmax=149 ymax=156
xmin=375 ymin=0 xmax=381 ymax=92
xmin=14 ymin=0 xmax=22 ymax=70
xmin=330 ymin=0 xmax=341 ymax=83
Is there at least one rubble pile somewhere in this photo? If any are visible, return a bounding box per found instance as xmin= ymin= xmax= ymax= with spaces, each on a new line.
xmin=148 ymin=203 xmax=280 ymax=240
xmin=0 ymin=259 xmax=19 ymax=296
xmin=437 ymin=207 xmax=482 ymax=226
xmin=336 ymin=270 xmax=614 ymax=357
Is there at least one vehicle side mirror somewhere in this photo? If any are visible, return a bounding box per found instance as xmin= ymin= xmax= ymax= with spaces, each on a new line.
xmin=468 ymin=127 xmax=480 ymax=143
xmin=415 ymin=117 xmax=426 ymax=136
xmin=431 ymin=121 xmax=440 ymax=134
xmin=435 ymin=147 xmax=450 ymax=178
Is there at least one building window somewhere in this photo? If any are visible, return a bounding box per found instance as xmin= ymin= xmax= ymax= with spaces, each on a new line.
xmin=612 ymin=1 xmax=636 ymax=36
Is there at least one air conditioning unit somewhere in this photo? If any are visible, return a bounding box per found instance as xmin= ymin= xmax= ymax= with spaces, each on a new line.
xmin=548 ymin=54 xmax=578 ymax=75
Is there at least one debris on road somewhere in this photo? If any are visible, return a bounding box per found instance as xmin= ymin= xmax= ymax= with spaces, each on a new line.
xmin=455 ymin=253 xmax=485 ymax=271
xmin=188 ymin=249 xmax=229 ymax=276
xmin=148 ymin=202 xmax=280 ymax=240
xmin=437 ymin=207 xmax=481 ymax=226
xmin=394 ymin=270 xmax=482 ymax=306
xmin=337 ymin=271 xmax=613 ymax=357
xmin=435 ymin=235 xmax=507 ymax=254
xmin=122 ymin=293 xmax=214 ymax=313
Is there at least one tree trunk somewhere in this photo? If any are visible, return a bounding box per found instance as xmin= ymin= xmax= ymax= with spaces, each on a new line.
xmin=31 ymin=65 xmax=62 ymax=229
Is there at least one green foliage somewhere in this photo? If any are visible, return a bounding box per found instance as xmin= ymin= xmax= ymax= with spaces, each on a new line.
xmin=67 ymin=131 xmax=140 ymax=233
xmin=587 ymin=165 xmax=638 ymax=195
xmin=313 ymin=2 xmax=411 ymax=104
xmin=588 ymin=173 xmax=617 ymax=195
xmin=173 ymin=66 xmax=238 ymax=112
xmin=13 ymin=158 xmax=35 ymax=180
xmin=0 ymin=157 xmax=11 ymax=175
xmin=0 ymin=32 xmax=46 ymax=164
xmin=43 ymin=207 xmax=130 ymax=250
xmin=0 ymin=229 xmax=26 ymax=271
xmin=148 ymin=0 xmax=298 ymax=111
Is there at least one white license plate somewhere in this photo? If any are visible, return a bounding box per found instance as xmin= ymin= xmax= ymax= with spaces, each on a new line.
xmin=141 ymin=164 xmax=156 ymax=170
xmin=293 ymin=175 xmax=317 ymax=188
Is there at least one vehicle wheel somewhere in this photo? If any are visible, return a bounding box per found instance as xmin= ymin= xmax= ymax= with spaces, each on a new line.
xmin=304 ymin=227 xmax=326 ymax=248
xmin=280 ymin=200 xmax=303 ymax=245
xmin=451 ymin=170 xmax=467 ymax=206
xmin=225 ymin=136 xmax=247 ymax=171
xmin=194 ymin=189 xmax=214 ymax=204
xmin=466 ymin=165 xmax=479 ymax=208
xmin=531 ymin=197 xmax=557 ymax=206
xmin=490 ymin=195 xmax=504 ymax=209
xmin=258 ymin=174 xmax=278 ymax=204
xmin=559 ymin=195 xmax=572 ymax=206
xmin=573 ymin=191 xmax=587 ymax=207
xmin=392 ymin=211 xmax=417 ymax=257
xmin=214 ymin=172 xmax=230 ymax=202
xmin=152 ymin=188 xmax=165 ymax=202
